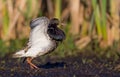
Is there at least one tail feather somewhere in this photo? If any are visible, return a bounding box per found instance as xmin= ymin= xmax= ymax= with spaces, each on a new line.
xmin=13 ymin=50 xmax=25 ymax=58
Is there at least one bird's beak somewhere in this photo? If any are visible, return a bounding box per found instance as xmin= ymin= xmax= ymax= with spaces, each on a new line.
xmin=60 ymin=23 xmax=66 ymax=26
xmin=58 ymin=22 xmax=66 ymax=27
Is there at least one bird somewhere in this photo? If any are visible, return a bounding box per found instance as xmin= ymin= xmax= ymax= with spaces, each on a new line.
xmin=13 ymin=17 xmax=66 ymax=69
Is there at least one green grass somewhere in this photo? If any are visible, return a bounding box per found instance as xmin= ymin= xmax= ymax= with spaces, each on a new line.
xmin=0 ymin=37 xmax=119 ymax=60
xmin=0 ymin=39 xmax=27 ymax=57
xmin=2 ymin=5 xmax=9 ymax=38
xmin=55 ymin=0 xmax=61 ymax=19
xmin=92 ymin=0 xmax=107 ymax=40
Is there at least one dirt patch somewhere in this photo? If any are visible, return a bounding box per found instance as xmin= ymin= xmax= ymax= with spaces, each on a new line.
xmin=0 ymin=54 xmax=120 ymax=77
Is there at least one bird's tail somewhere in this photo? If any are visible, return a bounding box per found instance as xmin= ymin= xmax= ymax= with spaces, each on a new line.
xmin=13 ymin=50 xmax=25 ymax=58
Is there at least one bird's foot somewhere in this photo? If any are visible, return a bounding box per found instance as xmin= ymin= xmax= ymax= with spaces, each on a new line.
xmin=29 ymin=63 xmax=39 ymax=69
xmin=26 ymin=57 xmax=39 ymax=70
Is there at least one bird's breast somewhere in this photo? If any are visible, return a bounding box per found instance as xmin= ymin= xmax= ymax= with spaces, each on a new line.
xmin=27 ymin=25 xmax=57 ymax=56
xmin=29 ymin=29 xmax=57 ymax=52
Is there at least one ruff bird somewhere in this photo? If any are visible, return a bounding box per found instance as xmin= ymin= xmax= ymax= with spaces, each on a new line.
xmin=13 ymin=17 xmax=65 ymax=69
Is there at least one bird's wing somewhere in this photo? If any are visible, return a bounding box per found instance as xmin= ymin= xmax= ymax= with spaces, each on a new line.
xmin=47 ymin=27 xmax=65 ymax=41
xmin=30 ymin=17 xmax=49 ymax=29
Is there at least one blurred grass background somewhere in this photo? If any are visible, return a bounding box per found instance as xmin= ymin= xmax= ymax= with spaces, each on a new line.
xmin=0 ymin=0 xmax=120 ymax=59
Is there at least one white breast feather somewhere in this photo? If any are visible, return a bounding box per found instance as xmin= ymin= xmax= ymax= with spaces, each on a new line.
xmin=22 ymin=22 xmax=54 ymax=57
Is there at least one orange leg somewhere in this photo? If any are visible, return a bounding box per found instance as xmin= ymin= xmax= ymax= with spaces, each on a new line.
xmin=26 ymin=57 xmax=39 ymax=69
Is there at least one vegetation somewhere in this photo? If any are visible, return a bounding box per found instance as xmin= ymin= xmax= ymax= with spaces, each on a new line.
xmin=0 ymin=0 xmax=120 ymax=58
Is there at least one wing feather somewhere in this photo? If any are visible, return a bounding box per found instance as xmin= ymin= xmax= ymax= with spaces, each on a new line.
xmin=47 ymin=27 xmax=65 ymax=41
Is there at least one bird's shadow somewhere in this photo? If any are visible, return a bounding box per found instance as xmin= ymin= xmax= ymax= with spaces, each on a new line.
xmin=37 ymin=62 xmax=66 ymax=69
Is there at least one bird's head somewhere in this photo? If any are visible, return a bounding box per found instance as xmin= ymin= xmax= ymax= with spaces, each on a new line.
xmin=47 ymin=18 xmax=66 ymax=41
xmin=48 ymin=18 xmax=59 ymax=27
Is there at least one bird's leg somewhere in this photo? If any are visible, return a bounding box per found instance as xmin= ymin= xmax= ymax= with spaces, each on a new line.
xmin=26 ymin=57 xmax=39 ymax=69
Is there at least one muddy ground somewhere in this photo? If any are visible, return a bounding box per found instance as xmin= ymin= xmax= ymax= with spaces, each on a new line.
xmin=0 ymin=53 xmax=120 ymax=77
